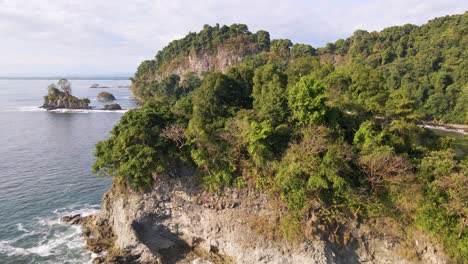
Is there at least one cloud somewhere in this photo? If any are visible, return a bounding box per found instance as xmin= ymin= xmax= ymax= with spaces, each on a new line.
xmin=0 ymin=0 xmax=466 ymax=76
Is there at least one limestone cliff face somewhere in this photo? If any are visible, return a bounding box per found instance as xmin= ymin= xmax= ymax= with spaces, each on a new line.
xmin=319 ymin=53 xmax=347 ymax=67
xmin=81 ymin=173 xmax=449 ymax=264
xmin=156 ymin=44 xmax=260 ymax=81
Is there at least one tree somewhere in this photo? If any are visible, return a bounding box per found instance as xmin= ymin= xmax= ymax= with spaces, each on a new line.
xmin=252 ymin=64 xmax=288 ymax=126
xmin=178 ymin=72 xmax=201 ymax=97
xmin=58 ymin=79 xmax=72 ymax=95
xmin=188 ymin=72 xmax=245 ymax=191
xmin=256 ymin=30 xmax=270 ymax=50
xmin=347 ymin=65 xmax=387 ymax=115
xmin=385 ymin=88 xmax=417 ymax=121
xmin=290 ymin=44 xmax=316 ymax=59
xmin=270 ymin=39 xmax=293 ymax=53
xmin=93 ymin=102 xmax=177 ymax=188
xmin=160 ymin=123 xmax=187 ymax=149
xmin=288 ymin=75 xmax=328 ymax=126
xmin=226 ymin=65 xmax=255 ymax=108
xmin=358 ymin=146 xmax=412 ymax=194
xmin=275 ymin=126 xmax=353 ymax=211
xmin=285 ymin=56 xmax=321 ymax=87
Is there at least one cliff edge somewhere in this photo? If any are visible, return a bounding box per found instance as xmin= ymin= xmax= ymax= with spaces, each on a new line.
xmin=80 ymin=173 xmax=449 ymax=264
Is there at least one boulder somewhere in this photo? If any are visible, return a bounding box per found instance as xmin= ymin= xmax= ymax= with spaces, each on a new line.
xmin=103 ymin=103 xmax=122 ymax=110
xmin=62 ymin=214 xmax=82 ymax=225
xmin=96 ymin=92 xmax=116 ymax=101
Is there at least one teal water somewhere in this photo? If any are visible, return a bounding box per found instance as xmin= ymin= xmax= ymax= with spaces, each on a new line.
xmin=0 ymin=79 xmax=137 ymax=263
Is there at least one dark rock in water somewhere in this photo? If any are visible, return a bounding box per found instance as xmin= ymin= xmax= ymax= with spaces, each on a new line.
xmin=97 ymin=92 xmax=116 ymax=102
xmin=80 ymin=215 xmax=116 ymax=255
xmin=42 ymin=86 xmax=90 ymax=110
xmin=103 ymin=103 xmax=122 ymax=110
xmin=90 ymin=83 xmax=99 ymax=88
xmin=62 ymin=214 xmax=82 ymax=225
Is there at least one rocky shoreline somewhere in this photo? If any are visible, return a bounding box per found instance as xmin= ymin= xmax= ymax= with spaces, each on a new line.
xmin=63 ymin=170 xmax=450 ymax=264
xmin=421 ymin=122 xmax=468 ymax=135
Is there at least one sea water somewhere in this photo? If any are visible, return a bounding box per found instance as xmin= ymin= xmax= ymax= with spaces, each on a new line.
xmin=0 ymin=79 xmax=137 ymax=263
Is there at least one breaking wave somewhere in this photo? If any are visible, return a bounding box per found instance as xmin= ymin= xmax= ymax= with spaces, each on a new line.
xmin=1 ymin=106 xmax=128 ymax=114
xmin=0 ymin=204 xmax=100 ymax=263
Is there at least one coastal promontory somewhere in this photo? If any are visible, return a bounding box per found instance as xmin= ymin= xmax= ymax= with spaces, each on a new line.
xmin=42 ymin=79 xmax=90 ymax=110
xmin=83 ymin=16 xmax=467 ymax=263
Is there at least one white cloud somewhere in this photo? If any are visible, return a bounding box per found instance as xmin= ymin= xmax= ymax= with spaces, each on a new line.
xmin=0 ymin=0 xmax=466 ymax=76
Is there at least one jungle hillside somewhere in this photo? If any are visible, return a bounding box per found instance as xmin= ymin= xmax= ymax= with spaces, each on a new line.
xmin=93 ymin=13 xmax=467 ymax=261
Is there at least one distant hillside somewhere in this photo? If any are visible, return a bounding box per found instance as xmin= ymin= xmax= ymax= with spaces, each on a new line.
xmin=320 ymin=12 xmax=468 ymax=123
xmin=133 ymin=13 xmax=467 ymax=123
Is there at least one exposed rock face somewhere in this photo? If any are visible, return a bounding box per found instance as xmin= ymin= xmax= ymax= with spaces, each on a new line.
xmin=319 ymin=53 xmax=347 ymax=67
xmin=81 ymin=171 xmax=450 ymax=264
xmin=143 ymin=40 xmax=261 ymax=83
xmin=103 ymin=103 xmax=122 ymax=111
xmin=159 ymin=46 xmax=258 ymax=80
xmin=62 ymin=214 xmax=83 ymax=225
xmin=97 ymin=92 xmax=116 ymax=102
xmin=42 ymin=87 xmax=90 ymax=110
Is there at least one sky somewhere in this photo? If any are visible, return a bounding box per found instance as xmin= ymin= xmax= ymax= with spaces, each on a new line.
xmin=0 ymin=0 xmax=466 ymax=77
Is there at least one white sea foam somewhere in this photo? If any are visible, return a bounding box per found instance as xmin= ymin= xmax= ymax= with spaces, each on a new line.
xmin=48 ymin=108 xmax=128 ymax=114
xmin=16 ymin=106 xmax=47 ymax=112
xmin=16 ymin=223 xmax=29 ymax=233
xmin=0 ymin=204 xmax=100 ymax=262
xmin=421 ymin=124 xmax=468 ymax=135
xmin=53 ymin=204 xmax=101 ymax=218
xmin=1 ymin=106 xmax=129 ymax=114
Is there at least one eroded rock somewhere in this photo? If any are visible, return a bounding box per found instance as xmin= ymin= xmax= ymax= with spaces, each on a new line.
xmin=103 ymin=103 xmax=122 ymax=110
xmin=97 ymin=92 xmax=116 ymax=102
xmin=78 ymin=173 xmax=450 ymax=264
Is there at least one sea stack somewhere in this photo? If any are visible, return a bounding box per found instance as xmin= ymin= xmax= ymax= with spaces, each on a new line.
xmin=96 ymin=92 xmax=116 ymax=102
xmin=42 ymin=79 xmax=90 ymax=110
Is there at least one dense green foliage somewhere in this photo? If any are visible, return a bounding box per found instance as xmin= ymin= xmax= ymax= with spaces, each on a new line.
xmin=95 ymin=15 xmax=467 ymax=261
xmin=93 ymin=102 xmax=182 ymax=188
xmin=320 ymin=13 xmax=468 ymax=123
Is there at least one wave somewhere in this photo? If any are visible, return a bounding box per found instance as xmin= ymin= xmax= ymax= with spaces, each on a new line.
xmin=0 ymin=204 xmax=100 ymax=263
xmin=15 ymin=106 xmax=46 ymax=112
xmin=49 ymin=108 xmax=128 ymax=114
xmin=421 ymin=124 xmax=468 ymax=135
xmin=15 ymin=223 xmax=29 ymax=233
xmin=1 ymin=106 xmax=129 ymax=114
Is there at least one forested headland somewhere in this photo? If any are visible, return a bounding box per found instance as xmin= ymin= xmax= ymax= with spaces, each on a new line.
xmin=93 ymin=13 xmax=467 ymax=261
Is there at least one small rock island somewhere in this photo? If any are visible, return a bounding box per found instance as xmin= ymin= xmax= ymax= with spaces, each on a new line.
xmin=103 ymin=103 xmax=122 ymax=110
xmin=42 ymin=79 xmax=90 ymax=110
xmin=96 ymin=91 xmax=116 ymax=101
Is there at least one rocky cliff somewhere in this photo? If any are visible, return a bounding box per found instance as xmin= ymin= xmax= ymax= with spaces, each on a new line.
xmin=80 ymin=171 xmax=450 ymax=264
xmin=155 ymin=41 xmax=261 ymax=81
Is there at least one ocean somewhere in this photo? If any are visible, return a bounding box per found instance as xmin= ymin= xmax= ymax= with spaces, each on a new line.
xmin=0 ymin=79 xmax=137 ymax=263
